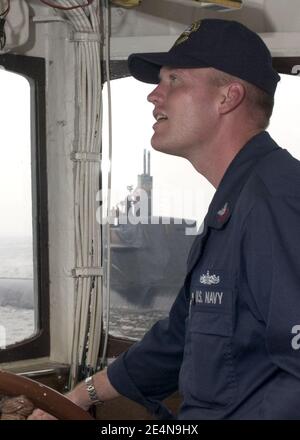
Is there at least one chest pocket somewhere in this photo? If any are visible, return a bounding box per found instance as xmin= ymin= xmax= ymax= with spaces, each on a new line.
xmin=188 ymin=308 xmax=237 ymax=407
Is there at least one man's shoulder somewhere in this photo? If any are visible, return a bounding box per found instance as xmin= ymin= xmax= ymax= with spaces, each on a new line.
xmin=235 ymin=147 xmax=300 ymax=221
xmin=249 ymin=148 xmax=300 ymax=199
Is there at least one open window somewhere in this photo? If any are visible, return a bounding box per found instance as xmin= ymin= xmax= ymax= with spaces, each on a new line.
xmin=0 ymin=54 xmax=49 ymax=362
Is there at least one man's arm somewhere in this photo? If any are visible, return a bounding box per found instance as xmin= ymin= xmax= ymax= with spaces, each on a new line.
xmin=29 ymin=284 xmax=188 ymax=419
xmin=243 ymin=194 xmax=300 ymax=419
xmin=28 ymin=369 xmax=119 ymax=419
xmin=67 ymin=368 xmax=120 ymax=410
xmin=106 ymin=285 xmax=188 ymax=418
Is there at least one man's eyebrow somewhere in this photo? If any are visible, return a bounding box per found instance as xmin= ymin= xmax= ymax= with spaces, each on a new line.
xmin=158 ymin=68 xmax=179 ymax=81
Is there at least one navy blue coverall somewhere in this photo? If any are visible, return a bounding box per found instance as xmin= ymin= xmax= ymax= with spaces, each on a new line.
xmin=107 ymin=131 xmax=300 ymax=419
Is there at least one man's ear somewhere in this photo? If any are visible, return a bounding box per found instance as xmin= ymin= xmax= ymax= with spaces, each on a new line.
xmin=219 ymin=82 xmax=246 ymax=114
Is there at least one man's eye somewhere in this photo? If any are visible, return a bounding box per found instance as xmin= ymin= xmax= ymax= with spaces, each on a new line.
xmin=170 ymin=74 xmax=177 ymax=82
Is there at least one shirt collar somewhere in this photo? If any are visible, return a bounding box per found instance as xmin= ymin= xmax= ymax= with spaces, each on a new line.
xmin=207 ymin=131 xmax=280 ymax=230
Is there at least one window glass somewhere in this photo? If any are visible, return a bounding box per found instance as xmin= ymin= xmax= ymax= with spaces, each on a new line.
xmin=103 ymin=72 xmax=300 ymax=341
xmin=0 ymin=69 xmax=35 ymax=347
xmin=268 ymin=73 xmax=300 ymax=160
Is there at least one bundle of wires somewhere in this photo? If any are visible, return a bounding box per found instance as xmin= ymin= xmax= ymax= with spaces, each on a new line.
xmin=39 ymin=0 xmax=106 ymax=386
xmin=39 ymin=0 xmax=94 ymax=10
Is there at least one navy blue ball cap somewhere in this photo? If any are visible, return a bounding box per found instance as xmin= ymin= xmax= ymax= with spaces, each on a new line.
xmin=128 ymin=18 xmax=280 ymax=97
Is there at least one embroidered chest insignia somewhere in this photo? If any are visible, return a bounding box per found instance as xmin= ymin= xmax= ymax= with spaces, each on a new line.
xmin=200 ymin=270 xmax=220 ymax=285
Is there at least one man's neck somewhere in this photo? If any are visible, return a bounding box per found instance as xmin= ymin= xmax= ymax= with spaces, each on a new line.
xmin=189 ymin=127 xmax=262 ymax=188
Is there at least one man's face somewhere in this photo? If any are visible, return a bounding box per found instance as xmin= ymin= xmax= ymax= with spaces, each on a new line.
xmin=147 ymin=67 xmax=221 ymax=158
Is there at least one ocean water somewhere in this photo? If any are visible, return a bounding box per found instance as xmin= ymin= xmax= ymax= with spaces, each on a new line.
xmin=0 ymin=303 xmax=165 ymax=348
xmin=0 ymin=305 xmax=34 ymax=347
xmin=0 ymin=236 xmax=34 ymax=346
xmin=107 ymin=307 xmax=167 ymax=340
xmin=0 ymin=237 xmax=173 ymax=346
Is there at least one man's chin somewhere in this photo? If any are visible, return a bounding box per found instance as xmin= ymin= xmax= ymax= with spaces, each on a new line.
xmin=151 ymin=137 xmax=171 ymax=153
xmin=152 ymin=144 xmax=170 ymax=155
xmin=151 ymin=140 xmax=184 ymax=158
xmin=151 ymin=142 xmax=164 ymax=153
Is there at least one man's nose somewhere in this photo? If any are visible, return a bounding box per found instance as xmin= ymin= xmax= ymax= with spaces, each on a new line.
xmin=147 ymin=84 xmax=163 ymax=104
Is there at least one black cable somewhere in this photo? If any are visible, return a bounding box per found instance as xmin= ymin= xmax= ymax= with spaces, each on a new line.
xmin=0 ymin=1 xmax=10 ymax=50
xmin=0 ymin=0 xmax=10 ymax=18
xmin=0 ymin=18 xmax=6 ymax=50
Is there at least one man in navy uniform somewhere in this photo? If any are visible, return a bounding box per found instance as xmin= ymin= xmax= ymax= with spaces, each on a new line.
xmin=30 ymin=19 xmax=300 ymax=420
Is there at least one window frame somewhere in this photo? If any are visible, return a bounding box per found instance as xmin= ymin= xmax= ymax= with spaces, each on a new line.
xmin=0 ymin=53 xmax=49 ymax=362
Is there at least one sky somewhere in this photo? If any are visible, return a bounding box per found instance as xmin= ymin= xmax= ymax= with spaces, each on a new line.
xmin=0 ymin=71 xmax=300 ymax=237
xmin=0 ymin=69 xmax=32 ymax=239
xmin=269 ymin=73 xmax=300 ymax=157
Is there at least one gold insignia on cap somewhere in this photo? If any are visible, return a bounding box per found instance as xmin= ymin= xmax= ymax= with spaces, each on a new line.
xmin=173 ymin=20 xmax=202 ymax=47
